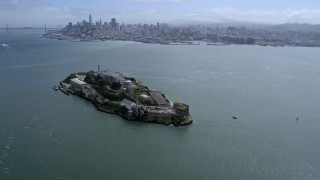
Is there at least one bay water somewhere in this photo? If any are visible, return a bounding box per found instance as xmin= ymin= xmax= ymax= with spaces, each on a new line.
xmin=0 ymin=29 xmax=320 ymax=180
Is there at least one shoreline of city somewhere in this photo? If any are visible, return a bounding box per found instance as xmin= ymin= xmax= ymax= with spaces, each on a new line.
xmin=42 ymin=14 xmax=320 ymax=47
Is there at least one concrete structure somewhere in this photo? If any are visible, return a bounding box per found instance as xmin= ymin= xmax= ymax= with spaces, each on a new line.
xmin=173 ymin=102 xmax=189 ymax=116
xmin=121 ymin=99 xmax=137 ymax=110
xmin=149 ymin=90 xmax=169 ymax=106
xmin=140 ymin=94 xmax=151 ymax=100
xmin=98 ymin=70 xmax=125 ymax=85
xmin=70 ymin=78 xmax=87 ymax=91
xmin=147 ymin=109 xmax=172 ymax=123
xmin=96 ymin=95 xmax=108 ymax=104
xmin=124 ymin=80 xmax=133 ymax=94
xmin=124 ymin=80 xmax=132 ymax=87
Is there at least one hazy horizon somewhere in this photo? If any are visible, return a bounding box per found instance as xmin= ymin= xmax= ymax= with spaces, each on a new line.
xmin=1 ymin=0 xmax=320 ymax=27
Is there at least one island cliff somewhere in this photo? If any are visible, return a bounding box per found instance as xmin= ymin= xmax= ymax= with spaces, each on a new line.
xmin=57 ymin=68 xmax=192 ymax=126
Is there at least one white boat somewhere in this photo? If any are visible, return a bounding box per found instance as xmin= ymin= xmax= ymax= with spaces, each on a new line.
xmin=53 ymin=85 xmax=59 ymax=90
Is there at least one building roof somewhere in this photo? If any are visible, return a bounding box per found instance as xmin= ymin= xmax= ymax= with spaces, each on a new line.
xmin=140 ymin=94 xmax=150 ymax=99
xmin=149 ymin=90 xmax=168 ymax=106
xmin=173 ymin=102 xmax=189 ymax=109
xmin=71 ymin=78 xmax=86 ymax=85
xmin=100 ymin=70 xmax=123 ymax=78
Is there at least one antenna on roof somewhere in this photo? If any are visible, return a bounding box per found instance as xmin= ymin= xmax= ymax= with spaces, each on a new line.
xmin=98 ymin=65 xmax=100 ymax=72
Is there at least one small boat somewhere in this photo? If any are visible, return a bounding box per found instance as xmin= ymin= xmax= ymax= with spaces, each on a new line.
xmin=53 ymin=85 xmax=59 ymax=90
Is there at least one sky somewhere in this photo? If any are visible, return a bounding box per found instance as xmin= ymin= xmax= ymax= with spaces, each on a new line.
xmin=1 ymin=0 xmax=320 ymax=27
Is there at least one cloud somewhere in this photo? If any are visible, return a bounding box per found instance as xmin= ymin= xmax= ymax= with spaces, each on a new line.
xmin=0 ymin=0 xmax=47 ymax=10
xmin=203 ymin=7 xmax=320 ymax=24
xmin=1 ymin=0 xmax=320 ymax=27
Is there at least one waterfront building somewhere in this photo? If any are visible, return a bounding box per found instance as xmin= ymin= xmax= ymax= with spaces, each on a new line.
xmin=173 ymin=102 xmax=189 ymax=116
xmin=145 ymin=108 xmax=173 ymax=123
xmin=70 ymin=78 xmax=87 ymax=91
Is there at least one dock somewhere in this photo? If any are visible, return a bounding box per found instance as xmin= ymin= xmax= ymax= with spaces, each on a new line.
xmin=59 ymin=86 xmax=69 ymax=96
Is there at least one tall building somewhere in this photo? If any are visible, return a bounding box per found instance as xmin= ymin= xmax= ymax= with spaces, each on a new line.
xmin=111 ymin=18 xmax=117 ymax=29
xmin=89 ymin=14 xmax=92 ymax=24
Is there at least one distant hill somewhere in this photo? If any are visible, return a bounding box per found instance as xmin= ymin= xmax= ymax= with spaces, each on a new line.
xmin=225 ymin=23 xmax=320 ymax=33
xmin=268 ymin=23 xmax=320 ymax=32
xmin=174 ymin=20 xmax=320 ymax=32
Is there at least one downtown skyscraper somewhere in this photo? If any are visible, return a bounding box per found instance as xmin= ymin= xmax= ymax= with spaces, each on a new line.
xmin=89 ymin=14 xmax=92 ymax=25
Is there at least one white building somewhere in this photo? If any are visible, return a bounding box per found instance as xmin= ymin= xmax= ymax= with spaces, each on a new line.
xmin=70 ymin=78 xmax=87 ymax=91
xmin=124 ymin=80 xmax=132 ymax=87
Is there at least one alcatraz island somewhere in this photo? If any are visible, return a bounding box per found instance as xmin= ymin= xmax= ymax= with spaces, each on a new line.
xmin=56 ymin=66 xmax=192 ymax=126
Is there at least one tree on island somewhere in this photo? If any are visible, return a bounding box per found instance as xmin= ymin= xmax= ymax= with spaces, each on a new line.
xmin=111 ymin=82 xmax=121 ymax=90
xmin=84 ymin=72 xmax=94 ymax=84
xmin=63 ymin=73 xmax=77 ymax=83
xmin=97 ymin=79 xmax=106 ymax=88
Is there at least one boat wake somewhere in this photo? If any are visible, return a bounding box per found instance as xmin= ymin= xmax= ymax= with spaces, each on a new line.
xmin=0 ymin=136 xmax=14 ymax=174
xmin=1 ymin=43 xmax=14 ymax=50
xmin=1 ymin=43 xmax=18 ymax=65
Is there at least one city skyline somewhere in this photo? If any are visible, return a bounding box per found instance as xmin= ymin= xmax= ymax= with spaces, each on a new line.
xmin=1 ymin=0 xmax=320 ymax=27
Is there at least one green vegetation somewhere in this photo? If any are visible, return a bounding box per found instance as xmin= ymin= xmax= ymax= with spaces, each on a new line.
xmin=63 ymin=72 xmax=88 ymax=84
xmin=84 ymin=72 xmax=94 ymax=84
xmin=93 ymin=86 xmax=121 ymax=101
xmin=111 ymin=82 xmax=121 ymax=90
xmin=171 ymin=114 xmax=185 ymax=123
xmin=118 ymin=92 xmax=137 ymax=103
xmin=92 ymin=86 xmax=136 ymax=102
xmin=125 ymin=77 xmax=136 ymax=81
xmin=97 ymin=79 xmax=106 ymax=88
xmin=102 ymin=101 xmax=128 ymax=114
xmin=63 ymin=73 xmax=77 ymax=83
xmin=68 ymin=71 xmax=156 ymax=106
xmin=77 ymin=72 xmax=87 ymax=75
